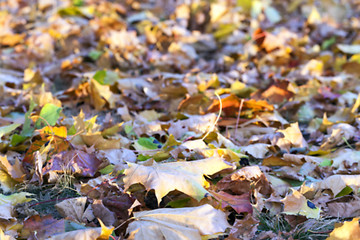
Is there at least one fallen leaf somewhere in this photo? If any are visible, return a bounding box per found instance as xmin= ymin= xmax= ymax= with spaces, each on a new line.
xmin=310 ymin=175 xmax=360 ymax=197
xmin=127 ymin=204 xmax=230 ymax=240
xmin=0 ymin=192 xmax=33 ymax=220
xmin=327 ymin=218 xmax=360 ymax=240
xmin=124 ymin=157 xmax=234 ymax=203
xmin=217 ymin=166 xmax=272 ymax=195
xmin=44 ymin=149 xmax=102 ymax=177
xmin=209 ymin=190 xmax=253 ymax=214
xmin=22 ymin=215 xmax=65 ymax=239
xmin=281 ymin=189 xmax=321 ymax=219
xmin=49 ymin=227 xmax=102 ymax=240
xmin=55 ymin=197 xmax=93 ymax=223
xmin=327 ymin=196 xmax=360 ymax=218
xmin=275 ymin=122 xmax=308 ymax=152
xmin=228 ymin=214 xmax=259 ymax=240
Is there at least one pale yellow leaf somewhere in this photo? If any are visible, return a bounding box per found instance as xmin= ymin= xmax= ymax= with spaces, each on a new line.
xmin=127 ymin=204 xmax=230 ymax=240
xmin=327 ymin=218 xmax=360 ymax=240
xmin=124 ymin=157 xmax=234 ymax=203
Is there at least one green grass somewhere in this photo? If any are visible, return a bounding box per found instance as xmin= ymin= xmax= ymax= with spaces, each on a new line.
xmin=254 ymin=211 xmax=336 ymax=240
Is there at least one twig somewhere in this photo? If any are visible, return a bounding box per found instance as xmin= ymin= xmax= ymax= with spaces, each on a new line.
xmin=202 ymin=92 xmax=222 ymax=141
xmin=234 ymin=99 xmax=244 ymax=138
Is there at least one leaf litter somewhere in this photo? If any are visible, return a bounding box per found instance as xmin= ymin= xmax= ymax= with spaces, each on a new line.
xmin=1 ymin=0 xmax=360 ymax=239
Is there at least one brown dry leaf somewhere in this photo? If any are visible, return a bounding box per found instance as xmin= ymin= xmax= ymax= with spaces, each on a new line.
xmin=0 ymin=155 xmax=25 ymax=182
xmin=252 ymin=80 xmax=294 ymax=104
xmin=209 ymin=190 xmax=253 ymax=214
xmin=228 ymin=214 xmax=259 ymax=240
xmin=0 ymin=33 xmax=25 ymax=46
xmin=80 ymin=133 xmax=125 ymax=150
xmin=92 ymin=199 xmax=116 ymax=226
xmin=275 ymin=122 xmax=308 ymax=152
xmin=207 ymin=94 xmax=273 ymax=117
xmin=76 ymin=175 xmax=119 ymax=199
xmin=22 ymin=215 xmax=65 ymax=239
xmin=327 ymin=218 xmax=360 ymax=240
xmin=127 ymin=204 xmax=230 ymax=240
xmin=320 ymin=123 xmax=356 ymax=150
xmin=55 ymin=197 xmax=94 ymax=223
xmin=103 ymin=194 xmax=136 ymax=221
xmin=310 ymin=175 xmax=360 ymax=197
xmin=327 ymin=196 xmax=360 ymax=218
xmin=217 ymin=166 xmax=272 ymax=195
xmin=89 ymin=79 xmax=119 ymax=110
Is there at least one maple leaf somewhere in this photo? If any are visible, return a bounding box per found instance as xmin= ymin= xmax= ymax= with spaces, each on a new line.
xmin=124 ymin=157 xmax=235 ymax=203
xmin=127 ymin=204 xmax=230 ymax=240
xmin=327 ymin=218 xmax=360 ymax=240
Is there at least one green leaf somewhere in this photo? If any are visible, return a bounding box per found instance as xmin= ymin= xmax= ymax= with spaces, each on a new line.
xmin=89 ymin=50 xmax=103 ymax=61
xmin=335 ymin=186 xmax=353 ymax=197
xmin=213 ymin=24 xmax=237 ymax=39
xmin=35 ymin=104 xmax=62 ymax=129
xmin=10 ymin=134 xmax=27 ymax=146
xmin=93 ymin=70 xmax=106 ymax=84
xmin=93 ymin=70 xmax=118 ymax=85
xmin=322 ymin=37 xmax=336 ymax=50
xmin=137 ymin=154 xmax=151 ymax=161
xmin=99 ymin=165 xmax=114 ymax=175
xmin=72 ymin=0 xmax=84 ymax=7
xmin=166 ymin=198 xmax=191 ymax=208
xmin=68 ymin=125 xmax=76 ymax=135
xmin=58 ymin=6 xmax=82 ymax=16
xmin=137 ymin=137 xmax=161 ymax=150
xmin=283 ymin=179 xmax=304 ymax=187
xmin=21 ymin=100 xmax=36 ymax=137
xmin=319 ymin=159 xmax=332 ymax=167
xmin=0 ymin=123 xmax=21 ymax=138
xmin=125 ymin=125 xmax=136 ymax=137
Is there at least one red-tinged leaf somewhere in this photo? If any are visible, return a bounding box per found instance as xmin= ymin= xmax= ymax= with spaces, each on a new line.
xmin=217 ymin=166 xmax=272 ymax=196
xmin=23 ymin=139 xmax=48 ymax=167
xmin=210 ymin=190 xmax=253 ymax=214
xmin=103 ymin=194 xmax=137 ymax=220
xmin=252 ymin=80 xmax=294 ymax=104
xmin=207 ymin=94 xmax=273 ymax=117
xmin=43 ymin=150 xmax=102 ymax=177
xmin=22 ymin=215 xmax=65 ymax=239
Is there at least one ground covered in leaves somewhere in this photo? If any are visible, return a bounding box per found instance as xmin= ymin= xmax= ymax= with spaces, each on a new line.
xmin=1 ymin=0 xmax=360 ymax=239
